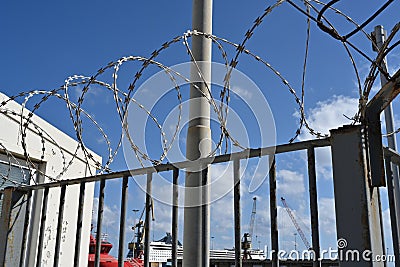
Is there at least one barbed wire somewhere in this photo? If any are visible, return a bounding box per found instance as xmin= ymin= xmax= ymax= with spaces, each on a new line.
xmin=0 ymin=0 xmax=398 ymax=184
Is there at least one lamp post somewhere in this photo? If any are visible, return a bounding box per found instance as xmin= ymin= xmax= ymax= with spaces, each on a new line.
xmin=132 ymin=209 xmax=139 ymax=224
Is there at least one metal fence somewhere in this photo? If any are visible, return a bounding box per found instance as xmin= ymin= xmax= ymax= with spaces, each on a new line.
xmin=0 ymin=135 xmax=397 ymax=267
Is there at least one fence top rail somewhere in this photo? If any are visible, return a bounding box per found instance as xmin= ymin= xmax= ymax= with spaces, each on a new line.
xmin=366 ymin=68 xmax=400 ymax=115
xmin=384 ymin=147 xmax=400 ymax=165
xmin=2 ymin=137 xmax=330 ymax=192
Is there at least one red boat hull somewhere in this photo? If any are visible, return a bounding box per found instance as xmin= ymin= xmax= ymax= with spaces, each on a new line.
xmin=88 ymin=235 xmax=143 ymax=267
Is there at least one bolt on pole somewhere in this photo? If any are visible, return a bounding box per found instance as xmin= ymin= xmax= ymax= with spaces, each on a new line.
xmin=183 ymin=1 xmax=213 ymax=267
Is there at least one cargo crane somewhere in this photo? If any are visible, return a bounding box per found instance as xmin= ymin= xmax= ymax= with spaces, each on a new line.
xmin=127 ymin=201 xmax=155 ymax=259
xmin=280 ymin=197 xmax=312 ymax=250
xmin=242 ymin=197 xmax=257 ymax=259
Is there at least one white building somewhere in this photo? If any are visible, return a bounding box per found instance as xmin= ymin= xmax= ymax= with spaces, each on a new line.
xmin=0 ymin=92 xmax=101 ymax=266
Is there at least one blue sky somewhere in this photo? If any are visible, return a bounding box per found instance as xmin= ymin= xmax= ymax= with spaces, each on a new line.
xmin=1 ymin=0 xmax=400 ymax=262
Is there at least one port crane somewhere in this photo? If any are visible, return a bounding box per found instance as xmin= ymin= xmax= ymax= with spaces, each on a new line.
xmin=128 ymin=201 xmax=155 ymax=259
xmin=241 ymin=197 xmax=257 ymax=259
xmin=280 ymin=197 xmax=312 ymax=250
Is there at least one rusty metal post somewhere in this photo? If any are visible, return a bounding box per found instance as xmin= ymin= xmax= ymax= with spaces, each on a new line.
xmin=53 ymin=184 xmax=67 ymax=267
xmin=172 ymin=168 xmax=179 ymax=267
xmin=118 ymin=176 xmax=129 ymax=267
xmin=233 ymin=158 xmax=242 ymax=267
xmin=28 ymin=164 xmax=46 ymax=267
xmin=269 ymin=156 xmax=278 ymax=267
xmin=0 ymin=187 xmax=13 ymax=266
xmin=19 ymin=190 xmax=32 ymax=267
xmin=0 ymin=187 xmax=29 ymax=266
xmin=36 ymin=187 xmax=49 ymax=267
xmin=330 ymin=125 xmax=385 ymax=267
xmin=384 ymin=156 xmax=400 ymax=265
xmin=307 ymin=147 xmax=320 ymax=267
xmin=74 ymin=182 xmax=86 ymax=267
xmin=95 ymin=179 xmax=106 ymax=267
xmin=144 ymin=172 xmax=153 ymax=267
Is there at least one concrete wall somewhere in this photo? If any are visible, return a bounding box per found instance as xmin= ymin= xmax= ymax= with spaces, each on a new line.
xmin=0 ymin=92 xmax=101 ymax=267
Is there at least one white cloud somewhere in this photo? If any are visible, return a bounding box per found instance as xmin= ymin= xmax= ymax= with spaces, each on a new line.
xmin=299 ymin=95 xmax=358 ymax=141
xmin=298 ymin=95 xmax=359 ymax=179
xmin=382 ymin=208 xmax=391 ymax=235
xmin=211 ymin=196 xmax=234 ymax=238
xmin=232 ymin=86 xmax=253 ymax=100
xmin=152 ymin=202 xmax=184 ymax=236
xmin=382 ymin=207 xmax=394 ymax=260
xmin=318 ymin=198 xmax=336 ymax=236
xmin=210 ymin=163 xmax=235 ymax=201
xmin=92 ymin=197 xmax=120 ymax=228
xmin=388 ymin=55 xmax=400 ymax=77
xmin=277 ymin=169 xmax=305 ymax=199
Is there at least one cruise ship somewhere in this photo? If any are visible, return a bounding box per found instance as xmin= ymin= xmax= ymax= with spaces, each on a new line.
xmin=129 ymin=233 xmax=266 ymax=264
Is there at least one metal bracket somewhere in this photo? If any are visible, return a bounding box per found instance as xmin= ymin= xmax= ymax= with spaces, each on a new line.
xmin=366 ymin=69 xmax=400 ymax=186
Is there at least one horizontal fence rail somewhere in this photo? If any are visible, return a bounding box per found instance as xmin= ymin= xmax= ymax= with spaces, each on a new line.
xmin=3 ymin=138 xmax=331 ymax=192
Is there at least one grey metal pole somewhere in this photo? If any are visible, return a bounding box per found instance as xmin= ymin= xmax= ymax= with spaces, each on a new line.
xmin=183 ymin=0 xmax=212 ymax=267
xmin=373 ymin=24 xmax=400 ymax=253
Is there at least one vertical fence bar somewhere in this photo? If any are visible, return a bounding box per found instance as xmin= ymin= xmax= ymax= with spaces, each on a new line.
xmin=233 ymin=158 xmax=242 ymax=267
xmin=19 ymin=190 xmax=32 ymax=267
xmin=36 ymin=187 xmax=49 ymax=267
xmin=144 ymin=172 xmax=153 ymax=267
xmin=27 ymin=169 xmax=46 ymax=266
xmin=172 ymin=168 xmax=179 ymax=267
xmin=95 ymin=179 xmax=106 ymax=267
xmin=53 ymin=184 xmax=67 ymax=267
xmin=385 ymin=156 xmax=400 ymax=265
xmin=74 ymin=182 xmax=86 ymax=267
xmin=118 ymin=176 xmax=129 ymax=267
xmin=0 ymin=188 xmax=13 ymax=266
xmin=269 ymin=156 xmax=278 ymax=267
xmin=202 ymin=166 xmax=210 ymax=267
xmin=307 ymin=147 xmax=320 ymax=266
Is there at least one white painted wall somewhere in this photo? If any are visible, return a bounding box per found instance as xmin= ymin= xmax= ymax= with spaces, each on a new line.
xmin=0 ymin=92 xmax=102 ymax=267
